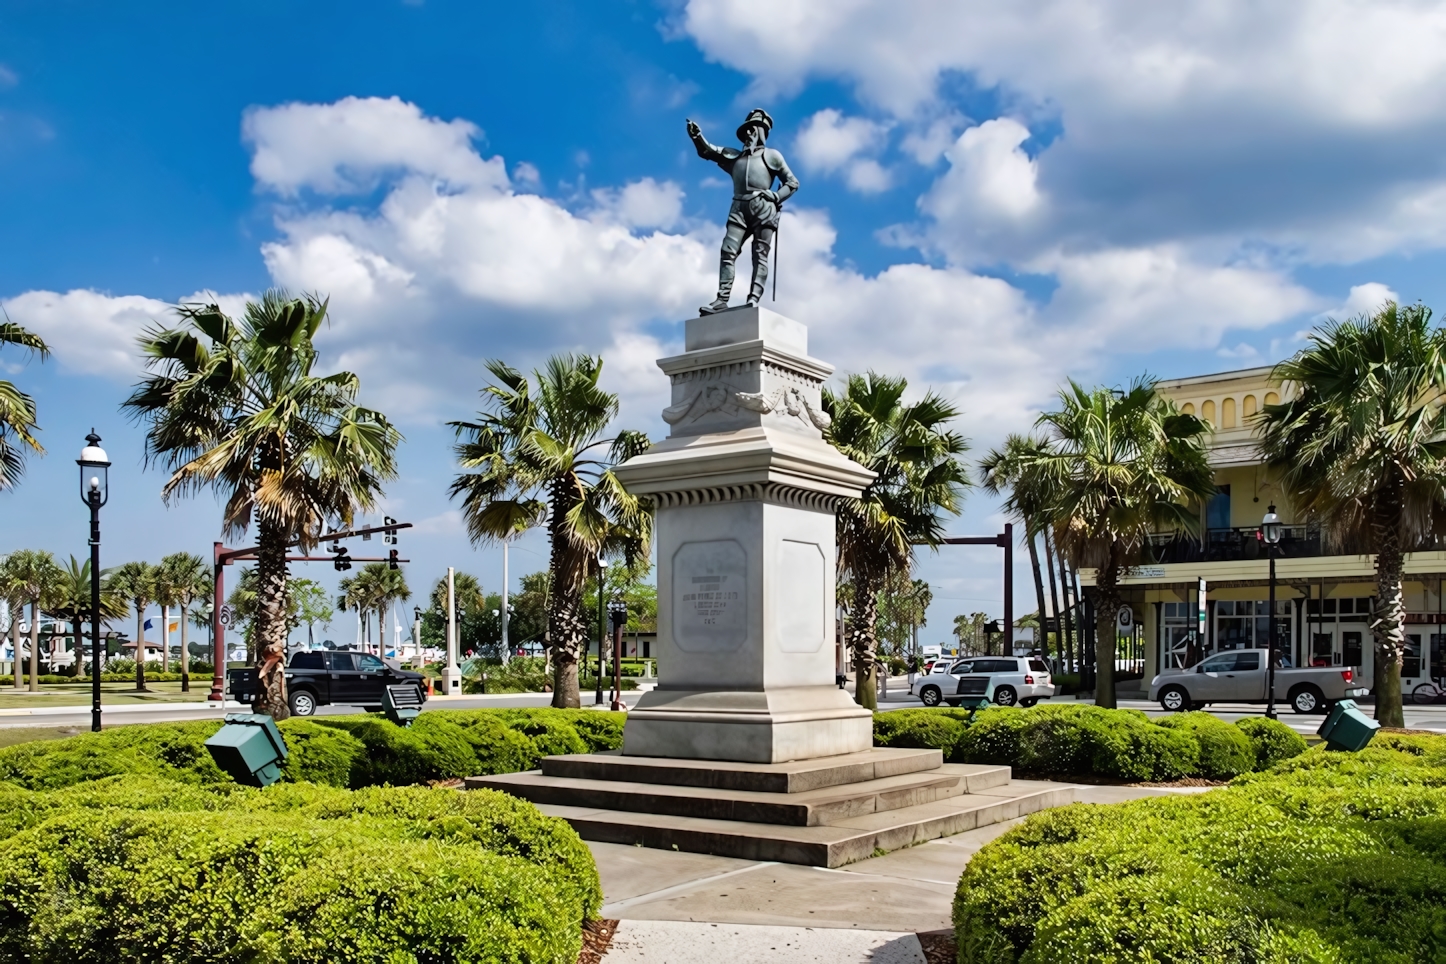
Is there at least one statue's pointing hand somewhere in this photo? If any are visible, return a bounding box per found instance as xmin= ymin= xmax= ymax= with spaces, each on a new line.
xmin=686 ymin=119 xmax=701 ymax=138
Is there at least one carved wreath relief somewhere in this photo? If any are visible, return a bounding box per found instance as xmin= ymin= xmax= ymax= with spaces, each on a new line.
xmin=734 ymin=386 xmax=832 ymax=430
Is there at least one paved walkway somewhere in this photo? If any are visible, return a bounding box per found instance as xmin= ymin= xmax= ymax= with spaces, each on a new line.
xmin=594 ymin=782 xmax=1202 ymax=961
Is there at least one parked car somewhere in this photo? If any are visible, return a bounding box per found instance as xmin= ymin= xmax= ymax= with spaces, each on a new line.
xmin=227 ymin=650 xmax=428 ymax=717
xmin=1147 ymin=648 xmax=1368 ymax=714
xmin=911 ymin=656 xmax=1055 ymax=707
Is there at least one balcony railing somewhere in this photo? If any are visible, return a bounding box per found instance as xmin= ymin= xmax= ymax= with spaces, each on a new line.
xmin=1146 ymin=525 xmax=1321 ymax=563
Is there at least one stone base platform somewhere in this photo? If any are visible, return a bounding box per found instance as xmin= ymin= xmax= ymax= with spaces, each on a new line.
xmin=466 ymin=748 xmax=1074 ymax=867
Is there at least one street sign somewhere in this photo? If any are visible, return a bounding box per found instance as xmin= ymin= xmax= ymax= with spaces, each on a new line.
xmin=1117 ymin=606 xmax=1134 ymax=631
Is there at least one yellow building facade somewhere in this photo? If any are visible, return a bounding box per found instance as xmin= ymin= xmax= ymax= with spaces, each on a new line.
xmin=1080 ymin=365 xmax=1446 ymax=700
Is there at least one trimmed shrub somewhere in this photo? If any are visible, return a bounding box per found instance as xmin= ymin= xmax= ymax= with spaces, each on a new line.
xmin=1155 ymin=711 xmax=1255 ymax=779
xmin=1235 ymin=715 xmax=1309 ymax=770
xmin=313 ymin=714 xmax=479 ymax=787
xmin=953 ymin=735 xmax=1446 ymax=962
xmin=874 ymin=709 xmax=967 ymax=759
xmin=275 ymin=719 xmax=366 ymax=787
xmin=910 ymin=705 xmax=1201 ymax=781
xmin=564 ymin=711 xmax=627 ymax=753
xmin=0 ymin=796 xmax=589 ymax=962
xmin=428 ymin=710 xmax=541 ymax=775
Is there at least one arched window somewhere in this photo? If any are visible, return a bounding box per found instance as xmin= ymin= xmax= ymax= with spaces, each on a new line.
xmin=1243 ymin=394 xmax=1257 ymax=416
xmin=1222 ymin=397 xmax=1237 ymax=428
xmin=1202 ymin=399 xmax=1216 ymax=423
xmin=1264 ymin=391 xmax=1279 ymax=406
xmin=1182 ymin=402 xmax=1195 ymax=415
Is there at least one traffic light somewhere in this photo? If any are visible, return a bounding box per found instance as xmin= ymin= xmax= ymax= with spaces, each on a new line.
xmin=383 ymin=516 xmax=398 ymax=545
xmin=388 ymin=548 xmax=399 ymax=570
xmin=332 ymin=546 xmax=352 ymax=571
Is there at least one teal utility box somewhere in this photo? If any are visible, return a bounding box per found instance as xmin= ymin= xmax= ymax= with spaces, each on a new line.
xmin=382 ymin=683 xmax=424 ymax=726
xmin=205 ymin=713 xmax=289 ymax=787
xmin=1317 ymin=699 xmax=1380 ymax=752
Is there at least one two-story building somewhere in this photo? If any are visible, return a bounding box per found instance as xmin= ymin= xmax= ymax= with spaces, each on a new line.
xmin=1080 ymin=365 xmax=1446 ymax=702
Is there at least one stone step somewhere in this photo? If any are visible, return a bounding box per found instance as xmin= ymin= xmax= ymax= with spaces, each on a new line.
xmin=538 ymin=747 xmax=946 ymax=794
xmin=468 ymin=763 xmax=1009 ymax=827
xmin=526 ymin=779 xmax=1075 ymax=867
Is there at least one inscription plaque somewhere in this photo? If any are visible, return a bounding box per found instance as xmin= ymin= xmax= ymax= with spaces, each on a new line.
xmin=672 ymin=539 xmax=748 ymax=652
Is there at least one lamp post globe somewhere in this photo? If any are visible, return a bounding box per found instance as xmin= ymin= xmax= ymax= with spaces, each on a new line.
xmin=1262 ymin=504 xmax=1281 ymax=718
xmin=76 ymin=431 xmax=110 ymax=733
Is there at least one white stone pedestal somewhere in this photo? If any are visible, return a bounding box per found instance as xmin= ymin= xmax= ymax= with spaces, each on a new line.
xmin=615 ymin=306 xmax=875 ymax=764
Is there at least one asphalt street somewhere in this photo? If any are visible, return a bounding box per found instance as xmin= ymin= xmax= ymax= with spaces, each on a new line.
xmin=4 ymin=686 xmax=1443 ymax=734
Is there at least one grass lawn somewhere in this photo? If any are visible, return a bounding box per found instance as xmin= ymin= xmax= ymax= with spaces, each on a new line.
xmin=0 ymin=681 xmax=216 ymax=710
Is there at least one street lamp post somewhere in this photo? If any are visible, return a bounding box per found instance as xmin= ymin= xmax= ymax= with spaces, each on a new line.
xmin=77 ymin=431 xmax=110 ymax=733
xmin=1261 ymin=504 xmax=1282 ymax=720
xmin=608 ymin=595 xmax=628 ymax=712
xmin=412 ymin=606 xmax=423 ymax=666
xmin=595 ymin=555 xmax=609 ymax=705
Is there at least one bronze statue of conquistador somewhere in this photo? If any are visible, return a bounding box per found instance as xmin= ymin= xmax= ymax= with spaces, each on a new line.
xmin=687 ymin=109 xmax=799 ymax=315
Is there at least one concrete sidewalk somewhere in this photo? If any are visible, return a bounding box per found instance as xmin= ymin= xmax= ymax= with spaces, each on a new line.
xmin=593 ymin=782 xmax=1202 ymax=959
xmin=603 ymin=920 xmax=928 ymax=963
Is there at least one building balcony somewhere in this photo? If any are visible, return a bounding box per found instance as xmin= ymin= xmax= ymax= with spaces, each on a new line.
xmin=1147 ymin=525 xmax=1321 ymax=563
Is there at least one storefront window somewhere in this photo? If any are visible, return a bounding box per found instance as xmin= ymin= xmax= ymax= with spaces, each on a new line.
xmin=1214 ymin=599 xmax=1291 ymax=650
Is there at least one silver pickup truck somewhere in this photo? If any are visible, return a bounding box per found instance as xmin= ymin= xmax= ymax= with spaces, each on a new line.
xmin=1148 ymin=648 xmax=1369 ymax=714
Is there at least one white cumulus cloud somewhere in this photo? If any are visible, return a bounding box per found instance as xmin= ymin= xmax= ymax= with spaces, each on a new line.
xmin=793 ymin=109 xmax=892 ymax=193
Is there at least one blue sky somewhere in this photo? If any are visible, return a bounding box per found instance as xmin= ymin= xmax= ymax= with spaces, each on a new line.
xmin=5 ymin=0 xmax=1446 ymax=647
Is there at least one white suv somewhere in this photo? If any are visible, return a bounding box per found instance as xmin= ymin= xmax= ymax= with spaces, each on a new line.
xmin=910 ymin=656 xmax=1055 ymax=708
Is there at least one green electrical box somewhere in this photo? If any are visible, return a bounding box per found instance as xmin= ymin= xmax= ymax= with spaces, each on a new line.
xmin=205 ymin=713 xmax=290 ymax=787
xmin=1317 ymin=699 xmax=1380 ymax=752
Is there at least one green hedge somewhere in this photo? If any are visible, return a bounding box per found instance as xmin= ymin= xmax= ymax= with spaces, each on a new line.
xmin=0 ymin=671 xmax=207 ymax=685
xmin=873 ymin=705 xmax=1305 ymax=782
xmin=0 ymin=708 xmax=627 ymax=792
xmin=953 ymin=732 xmax=1446 ymax=962
xmin=0 ymin=776 xmax=598 ymax=962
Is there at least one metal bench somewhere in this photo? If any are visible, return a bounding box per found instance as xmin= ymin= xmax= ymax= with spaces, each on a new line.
xmin=954 ymin=676 xmax=995 ymax=721
xmin=382 ymin=683 xmax=425 ymax=726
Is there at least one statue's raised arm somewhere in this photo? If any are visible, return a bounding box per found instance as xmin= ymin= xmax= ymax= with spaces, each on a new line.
xmin=687 ymin=109 xmax=799 ymax=315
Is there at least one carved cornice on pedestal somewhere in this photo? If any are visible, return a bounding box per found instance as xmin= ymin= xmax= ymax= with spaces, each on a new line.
xmin=645 ymin=481 xmax=840 ymax=512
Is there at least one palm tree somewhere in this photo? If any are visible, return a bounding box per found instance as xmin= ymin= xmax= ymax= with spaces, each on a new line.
xmin=0 ymin=318 xmax=50 ymax=491
xmin=338 ymin=572 xmax=371 ymax=650
xmin=43 ymin=556 xmax=127 ymax=677
xmin=981 ymin=435 xmax=1059 ymax=660
xmin=0 ymin=550 xmax=66 ymax=691
xmin=1006 ymin=380 xmax=1214 ymax=707
xmin=109 ymin=561 xmax=157 ymax=690
xmin=824 ymin=372 xmax=971 ymax=710
xmin=290 ymin=578 xmax=333 ymax=650
xmin=123 ymin=290 xmax=401 ymax=718
xmin=430 ymin=571 xmax=486 ymax=617
xmin=1 ymin=560 xmax=23 ymax=687
xmin=1257 ymin=302 xmax=1446 ymax=727
xmin=369 ymin=564 xmax=409 ymax=654
xmin=158 ymin=553 xmax=209 ymax=691
xmin=449 ymin=355 xmax=651 ymax=708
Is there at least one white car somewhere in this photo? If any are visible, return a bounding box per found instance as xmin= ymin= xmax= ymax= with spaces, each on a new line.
xmin=911 ymin=656 xmax=1055 ymax=708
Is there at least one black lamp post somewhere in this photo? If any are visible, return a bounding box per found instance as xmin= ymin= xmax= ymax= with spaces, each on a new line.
xmin=77 ymin=430 xmax=110 ymax=733
xmin=1261 ymin=504 xmax=1282 ymax=719
xmin=594 ymin=555 xmax=609 ymax=705
xmin=608 ymin=594 xmax=628 ymax=711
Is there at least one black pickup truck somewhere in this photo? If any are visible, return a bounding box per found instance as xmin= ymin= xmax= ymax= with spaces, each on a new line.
xmin=228 ymin=650 xmax=429 ymax=717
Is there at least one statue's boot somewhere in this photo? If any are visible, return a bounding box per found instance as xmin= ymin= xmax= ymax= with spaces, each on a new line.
xmin=746 ymin=279 xmax=766 ymax=306
xmin=699 ymin=296 xmax=731 ymax=315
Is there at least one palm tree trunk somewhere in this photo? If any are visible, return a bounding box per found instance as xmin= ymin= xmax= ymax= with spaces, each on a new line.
xmin=1094 ymin=557 xmax=1120 ymax=709
xmin=848 ymin=571 xmax=881 ymax=711
xmin=252 ymin=518 xmax=291 ymax=719
xmin=548 ymin=484 xmax=588 ymax=709
xmin=1026 ymin=527 xmax=1049 ymax=660
xmin=179 ymin=601 xmax=190 ymax=692
xmin=160 ymin=604 xmax=169 ymax=674
xmin=28 ymin=601 xmax=39 ymax=692
xmin=379 ymin=604 xmax=387 ymax=657
xmin=1043 ymin=528 xmax=1062 ymax=667
xmin=72 ymin=617 xmax=85 ymax=679
xmin=1372 ymin=494 xmax=1407 ymax=727
xmin=9 ymin=612 xmax=19 ymax=689
xmin=134 ymin=604 xmax=146 ymax=691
